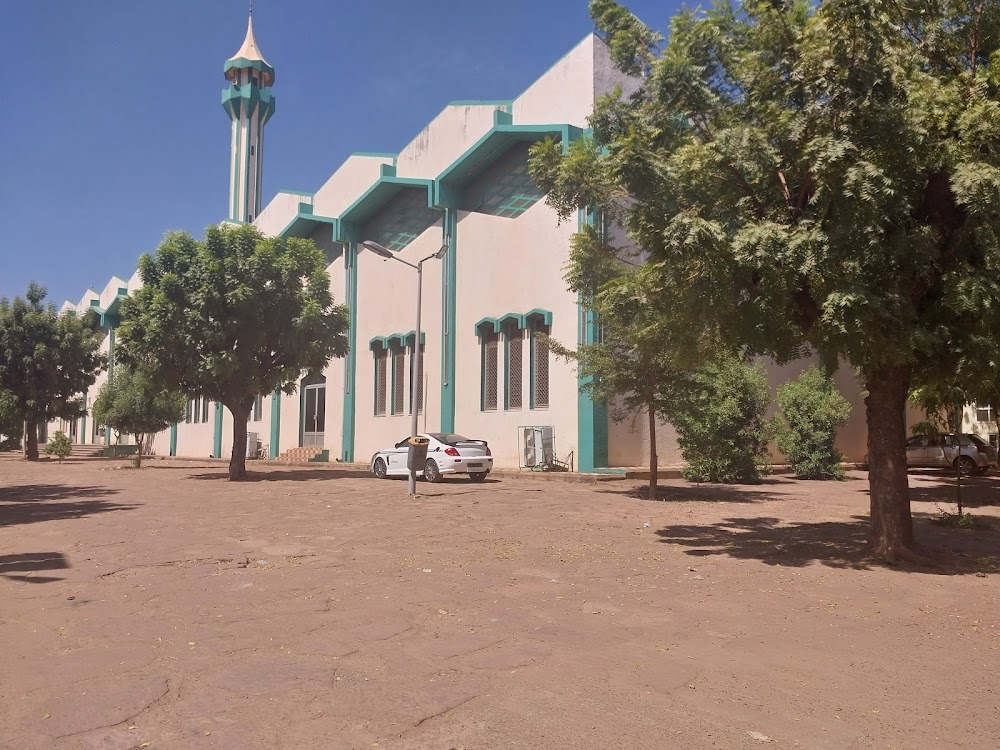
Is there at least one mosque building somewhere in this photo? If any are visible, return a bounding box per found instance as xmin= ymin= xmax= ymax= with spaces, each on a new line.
xmin=56 ymin=13 xmax=876 ymax=470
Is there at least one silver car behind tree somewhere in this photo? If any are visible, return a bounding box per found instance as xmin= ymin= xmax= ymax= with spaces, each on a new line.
xmin=904 ymin=433 xmax=997 ymax=475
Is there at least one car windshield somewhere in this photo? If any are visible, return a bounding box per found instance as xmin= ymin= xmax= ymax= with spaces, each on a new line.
xmin=429 ymin=433 xmax=472 ymax=445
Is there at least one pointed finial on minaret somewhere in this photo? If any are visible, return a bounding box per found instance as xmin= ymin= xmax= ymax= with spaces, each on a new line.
xmin=249 ymin=0 xmax=253 ymax=17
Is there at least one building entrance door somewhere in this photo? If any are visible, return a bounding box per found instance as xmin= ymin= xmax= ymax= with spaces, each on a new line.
xmin=303 ymin=383 xmax=326 ymax=447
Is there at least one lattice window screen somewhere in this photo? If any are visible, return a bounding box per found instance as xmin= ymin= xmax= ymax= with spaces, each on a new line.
xmin=392 ymin=347 xmax=405 ymax=415
xmin=533 ymin=324 xmax=550 ymax=409
xmin=507 ymin=326 xmax=523 ymax=410
xmin=374 ymin=349 xmax=387 ymax=416
xmin=483 ymin=331 xmax=499 ymax=411
xmin=414 ymin=347 xmax=424 ymax=414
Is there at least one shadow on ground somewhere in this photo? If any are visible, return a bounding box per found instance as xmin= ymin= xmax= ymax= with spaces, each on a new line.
xmin=599 ymin=480 xmax=787 ymax=504
xmin=0 ymin=551 xmax=69 ymax=584
xmin=655 ymin=514 xmax=1000 ymax=575
xmin=0 ymin=485 xmax=135 ymax=528
xmin=188 ymin=469 xmax=375 ymax=482
xmin=906 ymin=471 xmax=1000 ymax=508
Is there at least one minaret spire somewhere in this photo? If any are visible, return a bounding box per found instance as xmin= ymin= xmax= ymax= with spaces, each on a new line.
xmin=221 ymin=6 xmax=275 ymax=223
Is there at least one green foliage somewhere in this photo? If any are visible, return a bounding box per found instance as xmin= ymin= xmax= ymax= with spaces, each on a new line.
xmin=0 ymin=283 xmax=106 ymax=459
xmin=669 ymin=352 xmax=772 ymax=483
xmin=545 ymin=238 xmax=709 ymax=499
xmin=0 ymin=389 xmax=22 ymax=450
xmin=43 ymin=431 xmax=72 ymax=462
xmin=92 ymin=365 xmax=186 ymax=467
xmin=532 ymin=0 xmax=1000 ymax=554
xmin=909 ymin=420 xmax=939 ymax=438
xmin=117 ymin=224 xmax=350 ymax=479
xmin=909 ymin=382 xmax=967 ymax=431
xmin=933 ymin=512 xmax=992 ymax=530
xmin=775 ymin=366 xmax=851 ymax=479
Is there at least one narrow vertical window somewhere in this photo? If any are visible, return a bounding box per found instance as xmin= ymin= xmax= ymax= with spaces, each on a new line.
xmin=185 ymin=399 xmax=192 ymax=424
xmin=392 ymin=345 xmax=406 ymax=415
xmin=531 ymin=322 xmax=550 ymax=409
xmin=482 ymin=330 xmax=499 ymax=411
xmin=202 ymin=399 xmax=210 ymax=423
xmin=505 ymin=323 xmax=523 ymax=410
xmin=374 ymin=347 xmax=387 ymax=416
xmin=253 ymin=395 xmax=262 ymax=422
xmin=409 ymin=342 xmax=424 ymax=414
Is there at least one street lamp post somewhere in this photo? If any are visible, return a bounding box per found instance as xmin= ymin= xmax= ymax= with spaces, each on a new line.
xmin=361 ymin=240 xmax=448 ymax=495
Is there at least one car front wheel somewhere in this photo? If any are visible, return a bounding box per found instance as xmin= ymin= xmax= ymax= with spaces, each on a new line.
xmin=423 ymin=458 xmax=442 ymax=483
xmin=954 ymin=456 xmax=977 ymax=476
xmin=373 ymin=457 xmax=388 ymax=479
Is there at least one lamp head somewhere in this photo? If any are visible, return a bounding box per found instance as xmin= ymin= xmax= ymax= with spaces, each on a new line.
xmin=434 ymin=243 xmax=449 ymax=259
xmin=361 ymin=240 xmax=393 ymax=259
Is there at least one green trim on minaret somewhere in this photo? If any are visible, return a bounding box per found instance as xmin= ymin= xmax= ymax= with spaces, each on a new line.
xmin=222 ymin=13 xmax=275 ymax=223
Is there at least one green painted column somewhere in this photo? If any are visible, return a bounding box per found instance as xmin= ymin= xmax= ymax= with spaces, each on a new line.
xmin=341 ymin=242 xmax=359 ymax=462
xmin=576 ymin=207 xmax=608 ymax=472
xmin=268 ymin=389 xmax=281 ymax=459
xmin=81 ymin=397 xmax=87 ymax=446
xmin=104 ymin=328 xmax=115 ymax=446
xmin=169 ymin=423 xmax=177 ymax=456
xmin=440 ymin=208 xmax=458 ymax=433
xmin=213 ymin=402 xmax=223 ymax=458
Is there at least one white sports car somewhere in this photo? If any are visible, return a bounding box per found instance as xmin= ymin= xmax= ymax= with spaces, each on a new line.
xmin=370 ymin=432 xmax=494 ymax=483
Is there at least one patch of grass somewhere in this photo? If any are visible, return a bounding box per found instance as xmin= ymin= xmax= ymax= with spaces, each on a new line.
xmin=932 ymin=512 xmax=993 ymax=530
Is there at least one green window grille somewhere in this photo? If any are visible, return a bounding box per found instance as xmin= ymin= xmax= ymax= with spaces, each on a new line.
xmin=252 ymin=395 xmax=262 ymax=422
xmin=505 ymin=324 xmax=523 ymax=410
xmin=409 ymin=344 xmax=424 ymax=415
xmin=374 ymin=348 xmax=388 ymax=416
xmin=531 ymin=322 xmax=550 ymax=409
xmin=391 ymin=346 xmax=406 ymax=415
xmin=202 ymin=399 xmax=209 ymax=423
xmin=496 ymin=193 xmax=543 ymax=219
xmin=482 ymin=330 xmax=499 ymax=411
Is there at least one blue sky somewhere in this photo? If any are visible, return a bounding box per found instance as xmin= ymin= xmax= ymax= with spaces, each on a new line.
xmin=0 ymin=0 xmax=677 ymax=305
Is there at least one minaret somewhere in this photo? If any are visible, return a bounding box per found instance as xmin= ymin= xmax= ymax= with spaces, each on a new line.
xmin=221 ymin=9 xmax=275 ymax=224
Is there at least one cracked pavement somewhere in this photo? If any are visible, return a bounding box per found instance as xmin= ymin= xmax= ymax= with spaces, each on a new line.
xmin=1 ymin=457 xmax=998 ymax=749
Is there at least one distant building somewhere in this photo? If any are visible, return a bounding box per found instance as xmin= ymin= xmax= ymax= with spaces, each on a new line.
xmin=55 ymin=13 xmax=871 ymax=469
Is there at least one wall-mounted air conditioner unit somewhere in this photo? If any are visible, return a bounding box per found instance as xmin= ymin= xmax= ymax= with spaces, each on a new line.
xmin=519 ymin=426 xmax=555 ymax=470
xmin=246 ymin=432 xmax=259 ymax=459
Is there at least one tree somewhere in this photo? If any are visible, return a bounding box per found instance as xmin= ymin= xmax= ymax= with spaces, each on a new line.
xmin=91 ymin=365 xmax=187 ymax=467
xmin=44 ymin=431 xmax=72 ymax=463
xmin=669 ymin=351 xmax=772 ymax=483
xmin=776 ymin=366 xmax=852 ymax=479
xmin=116 ymin=224 xmax=350 ymax=480
xmin=0 ymin=284 xmax=106 ymax=460
xmin=547 ymin=248 xmax=703 ymax=500
xmin=531 ymin=0 xmax=1000 ymax=562
xmin=0 ymin=390 xmax=23 ymax=451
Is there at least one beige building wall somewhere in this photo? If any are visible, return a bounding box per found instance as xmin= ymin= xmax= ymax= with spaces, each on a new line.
xmin=353 ymin=222 xmax=444 ymax=463
xmin=395 ymin=105 xmax=505 ymax=180
xmin=453 ymin=204 xmax=580 ymax=468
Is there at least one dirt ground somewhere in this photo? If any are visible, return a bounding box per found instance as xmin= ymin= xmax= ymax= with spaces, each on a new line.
xmin=1 ymin=457 xmax=998 ymax=750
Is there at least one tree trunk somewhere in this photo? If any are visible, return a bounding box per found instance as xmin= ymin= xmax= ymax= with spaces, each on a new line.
xmin=134 ymin=433 xmax=143 ymax=468
xmin=228 ymin=403 xmax=251 ymax=481
xmin=24 ymin=420 xmax=39 ymax=461
xmin=648 ymin=405 xmax=658 ymax=501
xmin=864 ymin=364 xmax=922 ymax=562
